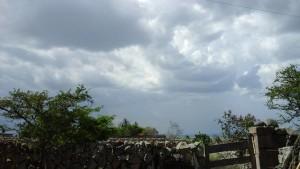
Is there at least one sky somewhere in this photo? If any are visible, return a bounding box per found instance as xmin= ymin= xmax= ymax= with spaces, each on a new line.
xmin=0 ymin=0 xmax=300 ymax=135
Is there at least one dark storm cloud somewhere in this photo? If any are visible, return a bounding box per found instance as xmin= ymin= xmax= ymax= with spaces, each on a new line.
xmin=0 ymin=45 xmax=117 ymax=93
xmin=3 ymin=0 xmax=149 ymax=51
xmin=1 ymin=0 xmax=300 ymax=134
xmin=0 ymin=46 xmax=54 ymax=66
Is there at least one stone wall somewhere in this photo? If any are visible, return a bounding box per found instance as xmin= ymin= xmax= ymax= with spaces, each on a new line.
xmin=0 ymin=137 xmax=205 ymax=169
xmin=249 ymin=127 xmax=299 ymax=169
xmin=277 ymin=136 xmax=300 ymax=169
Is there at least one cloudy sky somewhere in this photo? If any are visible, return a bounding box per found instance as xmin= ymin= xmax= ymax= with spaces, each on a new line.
xmin=0 ymin=0 xmax=300 ymax=134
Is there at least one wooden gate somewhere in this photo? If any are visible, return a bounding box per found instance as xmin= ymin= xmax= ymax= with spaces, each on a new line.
xmin=204 ymin=139 xmax=256 ymax=169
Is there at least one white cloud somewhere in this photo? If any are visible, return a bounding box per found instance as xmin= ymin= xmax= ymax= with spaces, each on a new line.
xmin=259 ymin=37 xmax=278 ymax=50
xmin=0 ymin=45 xmax=161 ymax=92
xmin=233 ymin=83 xmax=250 ymax=95
xmin=108 ymin=46 xmax=161 ymax=90
xmin=171 ymin=25 xmax=234 ymax=67
xmin=171 ymin=26 xmax=194 ymax=56
xmin=1 ymin=0 xmax=300 ymax=133
xmin=257 ymin=64 xmax=281 ymax=88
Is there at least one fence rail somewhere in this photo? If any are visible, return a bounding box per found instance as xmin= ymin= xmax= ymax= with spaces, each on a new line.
xmin=209 ymin=156 xmax=251 ymax=168
xmin=206 ymin=141 xmax=249 ymax=153
xmin=204 ymin=139 xmax=254 ymax=169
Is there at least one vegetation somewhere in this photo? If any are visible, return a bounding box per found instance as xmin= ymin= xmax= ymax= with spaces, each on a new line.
xmin=194 ymin=131 xmax=212 ymax=144
xmin=0 ymin=85 xmax=115 ymax=147
xmin=0 ymin=65 xmax=297 ymax=169
xmin=116 ymin=118 xmax=145 ymax=137
xmin=141 ymin=127 xmax=159 ymax=137
xmin=0 ymin=124 xmax=8 ymax=133
xmin=0 ymin=65 xmax=297 ymax=145
xmin=265 ymin=64 xmax=300 ymax=126
xmin=218 ymin=110 xmax=258 ymax=141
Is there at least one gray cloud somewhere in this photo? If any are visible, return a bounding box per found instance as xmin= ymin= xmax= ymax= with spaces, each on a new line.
xmin=276 ymin=34 xmax=300 ymax=60
xmin=1 ymin=0 xmax=300 ymax=134
xmin=161 ymin=65 xmax=236 ymax=93
xmin=237 ymin=66 xmax=261 ymax=89
xmin=1 ymin=0 xmax=149 ymax=51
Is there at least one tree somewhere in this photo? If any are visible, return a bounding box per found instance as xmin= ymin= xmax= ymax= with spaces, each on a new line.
xmin=194 ymin=131 xmax=211 ymax=145
xmin=265 ymin=64 xmax=300 ymax=126
xmin=0 ymin=85 xmax=115 ymax=148
xmin=218 ymin=110 xmax=258 ymax=141
xmin=142 ymin=127 xmax=159 ymax=137
xmin=116 ymin=119 xmax=144 ymax=137
xmin=119 ymin=118 xmax=130 ymax=127
xmin=0 ymin=124 xmax=7 ymax=133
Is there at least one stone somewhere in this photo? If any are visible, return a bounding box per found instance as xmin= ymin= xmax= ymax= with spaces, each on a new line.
xmin=176 ymin=142 xmax=189 ymax=150
xmin=254 ymin=121 xmax=267 ymax=127
xmin=278 ymin=146 xmax=293 ymax=164
xmin=266 ymin=119 xmax=279 ymax=128
xmin=0 ymin=138 xmax=205 ymax=169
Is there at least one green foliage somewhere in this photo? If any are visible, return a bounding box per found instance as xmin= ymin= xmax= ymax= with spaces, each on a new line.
xmin=0 ymin=124 xmax=7 ymax=133
xmin=141 ymin=127 xmax=159 ymax=137
xmin=116 ymin=118 xmax=144 ymax=137
xmin=0 ymin=85 xmax=115 ymax=147
xmin=194 ymin=131 xmax=211 ymax=145
xmin=218 ymin=110 xmax=258 ymax=141
xmin=265 ymin=64 xmax=300 ymax=126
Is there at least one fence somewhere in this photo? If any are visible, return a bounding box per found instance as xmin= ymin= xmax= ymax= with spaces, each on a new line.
xmin=204 ymin=139 xmax=255 ymax=169
xmin=249 ymin=126 xmax=288 ymax=169
xmin=0 ymin=127 xmax=293 ymax=169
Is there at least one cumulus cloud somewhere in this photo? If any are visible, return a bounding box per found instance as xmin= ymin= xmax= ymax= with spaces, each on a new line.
xmin=0 ymin=45 xmax=161 ymax=92
xmin=0 ymin=0 xmax=300 ymax=133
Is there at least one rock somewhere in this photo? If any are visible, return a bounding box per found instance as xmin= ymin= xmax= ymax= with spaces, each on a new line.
xmin=176 ymin=142 xmax=189 ymax=150
xmin=0 ymin=138 xmax=205 ymax=169
xmin=124 ymin=145 xmax=131 ymax=151
xmin=286 ymin=128 xmax=300 ymax=136
xmin=266 ymin=119 xmax=279 ymax=128
xmin=143 ymin=141 xmax=151 ymax=145
xmin=278 ymin=146 xmax=293 ymax=164
xmin=275 ymin=128 xmax=288 ymax=135
xmin=188 ymin=142 xmax=201 ymax=149
xmin=188 ymin=143 xmax=196 ymax=149
xmin=166 ymin=147 xmax=172 ymax=152
xmin=254 ymin=121 xmax=267 ymax=127
xmin=87 ymin=159 xmax=97 ymax=169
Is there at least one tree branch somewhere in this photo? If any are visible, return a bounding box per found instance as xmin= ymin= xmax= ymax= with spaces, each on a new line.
xmin=0 ymin=106 xmax=35 ymax=127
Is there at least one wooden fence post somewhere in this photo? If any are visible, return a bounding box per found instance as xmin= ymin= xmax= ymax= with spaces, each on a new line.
xmin=249 ymin=127 xmax=281 ymax=169
xmin=248 ymin=135 xmax=257 ymax=169
xmin=204 ymin=144 xmax=210 ymax=169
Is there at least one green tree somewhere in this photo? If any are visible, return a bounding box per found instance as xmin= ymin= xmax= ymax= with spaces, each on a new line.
xmin=116 ymin=119 xmax=144 ymax=137
xmin=0 ymin=124 xmax=7 ymax=133
xmin=194 ymin=131 xmax=211 ymax=145
xmin=119 ymin=118 xmax=130 ymax=128
xmin=0 ymin=85 xmax=115 ymax=147
xmin=142 ymin=127 xmax=159 ymax=137
xmin=265 ymin=64 xmax=300 ymax=126
xmin=218 ymin=110 xmax=258 ymax=141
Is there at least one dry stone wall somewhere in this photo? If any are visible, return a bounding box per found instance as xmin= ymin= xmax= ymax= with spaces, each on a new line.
xmin=0 ymin=137 xmax=205 ymax=169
